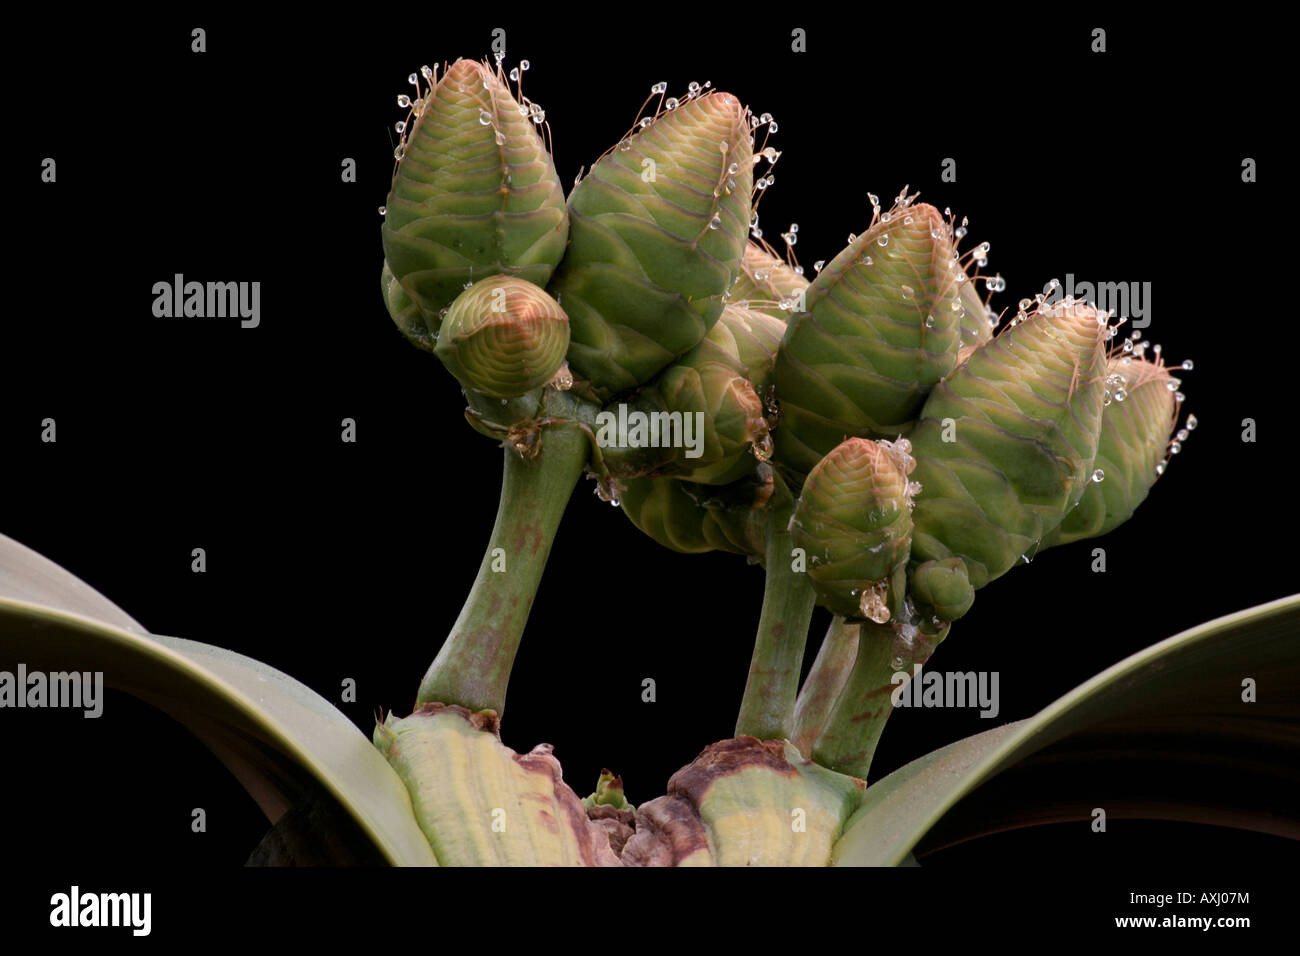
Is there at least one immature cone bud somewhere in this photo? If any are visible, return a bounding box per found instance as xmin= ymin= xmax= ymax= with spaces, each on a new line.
xmin=382 ymin=59 xmax=569 ymax=342
xmin=773 ymin=202 xmax=971 ymax=479
xmin=1044 ymin=354 xmax=1181 ymax=547
xmin=908 ymin=557 xmax=975 ymax=622
xmin=729 ymin=242 xmax=811 ymax=321
xmin=790 ymin=437 xmax=916 ymax=622
xmin=598 ymin=305 xmax=781 ymax=484
xmin=548 ymin=91 xmax=754 ymax=396
xmin=908 ymin=298 xmax=1109 ymax=588
xmin=435 ymin=276 xmax=570 ymax=398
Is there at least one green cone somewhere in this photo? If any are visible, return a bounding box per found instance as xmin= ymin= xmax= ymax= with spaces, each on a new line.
xmin=907 ymin=299 xmax=1110 ymax=589
xmin=791 ymin=438 xmax=915 ymax=622
xmin=1043 ymin=354 xmax=1181 ymax=547
xmin=597 ymin=305 xmax=783 ymax=484
xmin=547 ymin=92 xmax=754 ymax=396
xmin=381 ymin=258 xmax=432 ymax=351
xmin=617 ymin=468 xmax=773 ymax=557
xmin=772 ymin=202 xmax=971 ymax=479
xmin=729 ymin=242 xmax=810 ymax=320
xmin=434 ymin=275 xmax=570 ymax=398
xmin=697 ymin=304 xmax=787 ymax=394
xmin=381 ymin=59 xmax=569 ymax=342
xmin=958 ymin=276 xmax=996 ymax=347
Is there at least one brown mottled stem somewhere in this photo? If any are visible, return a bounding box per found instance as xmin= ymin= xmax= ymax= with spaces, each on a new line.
xmin=734 ymin=481 xmax=818 ymax=741
xmin=417 ymin=423 xmax=587 ymax=715
xmin=812 ymin=621 xmax=929 ymax=780
xmin=790 ymin=616 xmax=861 ymax=757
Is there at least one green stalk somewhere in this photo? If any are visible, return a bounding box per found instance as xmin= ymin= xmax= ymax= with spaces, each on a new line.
xmin=734 ymin=484 xmax=818 ymax=741
xmin=417 ymin=423 xmax=587 ymax=714
xmin=812 ymin=622 xmax=928 ymax=779
xmin=790 ymin=616 xmax=860 ymax=757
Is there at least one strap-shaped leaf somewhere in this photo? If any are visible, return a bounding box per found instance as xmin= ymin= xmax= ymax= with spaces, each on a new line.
xmin=831 ymin=593 xmax=1300 ymax=865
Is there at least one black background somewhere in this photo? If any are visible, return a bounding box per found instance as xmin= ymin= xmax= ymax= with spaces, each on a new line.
xmin=1 ymin=7 xmax=1293 ymax=931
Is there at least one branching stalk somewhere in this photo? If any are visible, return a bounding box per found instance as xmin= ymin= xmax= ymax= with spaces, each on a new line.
xmin=812 ymin=622 xmax=936 ymax=780
xmin=734 ymin=481 xmax=818 ymax=741
xmin=417 ymin=424 xmax=587 ymax=714
xmin=790 ymin=616 xmax=861 ymax=757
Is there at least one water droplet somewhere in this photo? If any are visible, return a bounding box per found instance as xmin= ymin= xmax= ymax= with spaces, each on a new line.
xmin=495 ymin=130 xmax=507 ymax=145
xmin=814 ymin=260 xmax=825 ymax=273
xmin=728 ymin=162 xmax=739 ymax=175
xmin=510 ymin=68 xmax=520 ymax=82
xmin=377 ymin=205 xmax=386 ymax=216
xmin=1091 ymin=469 xmax=1105 ymax=483
xmin=881 ymin=211 xmax=893 ymax=223
xmin=479 ymin=110 xmax=492 ymax=125
xmin=520 ymin=60 xmax=531 ymax=71
xmin=925 ymin=314 xmax=936 ymax=328
xmin=408 ymin=73 xmax=419 ymax=85
xmin=1186 ymin=414 xmax=1198 ymax=430
xmin=1170 ymin=441 xmax=1182 ymax=454
xmin=890 ymin=656 xmax=906 ymax=671
xmin=395 ymin=120 xmax=406 ymax=133
xmin=1182 ymin=359 xmax=1194 ymax=370
xmin=651 ymin=81 xmax=667 ymax=94
xmin=877 ymin=235 xmax=889 ymax=247
xmin=769 ymin=121 xmax=779 ymax=132
xmin=709 ymin=216 xmax=721 ymax=230
xmin=665 ymin=97 xmax=679 ymax=109
xmin=397 ymin=94 xmax=412 ymax=108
